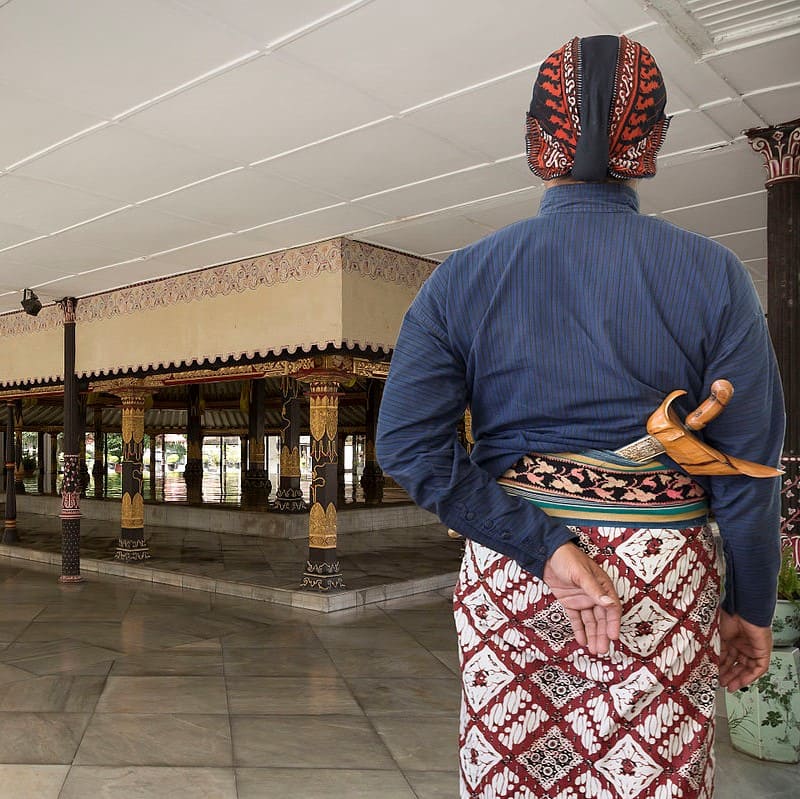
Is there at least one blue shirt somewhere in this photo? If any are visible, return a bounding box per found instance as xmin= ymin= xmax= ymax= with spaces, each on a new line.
xmin=376 ymin=182 xmax=785 ymax=627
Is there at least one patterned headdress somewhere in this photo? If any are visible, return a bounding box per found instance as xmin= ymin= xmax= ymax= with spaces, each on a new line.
xmin=526 ymin=35 xmax=670 ymax=181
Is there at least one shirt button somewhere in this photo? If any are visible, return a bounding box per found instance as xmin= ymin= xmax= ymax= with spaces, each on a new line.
xmin=500 ymin=530 xmax=511 ymax=540
xmin=483 ymin=519 xmax=495 ymax=530
xmin=465 ymin=511 xmax=475 ymax=521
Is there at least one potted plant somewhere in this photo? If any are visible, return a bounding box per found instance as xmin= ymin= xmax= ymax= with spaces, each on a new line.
xmin=725 ymin=538 xmax=800 ymax=763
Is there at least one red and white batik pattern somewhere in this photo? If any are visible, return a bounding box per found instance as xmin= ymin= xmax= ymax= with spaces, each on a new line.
xmin=454 ymin=523 xmax=720 ymax=799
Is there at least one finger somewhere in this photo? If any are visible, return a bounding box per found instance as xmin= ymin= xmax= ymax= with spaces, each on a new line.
xmin=581 ymin=607 xmax=599 ymax=654
xmin=592 ymin=604 xmax=611 ymax=655
xmin=563 ymin=606 xmax=587 ymax=647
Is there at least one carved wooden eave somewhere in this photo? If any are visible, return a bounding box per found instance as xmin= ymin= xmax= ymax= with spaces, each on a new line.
xmin=0 ymin=385 xmax=64 ymax=402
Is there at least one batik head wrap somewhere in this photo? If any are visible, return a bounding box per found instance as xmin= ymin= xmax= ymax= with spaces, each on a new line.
xmin=525 ymin=35 xmax=670 ymax=181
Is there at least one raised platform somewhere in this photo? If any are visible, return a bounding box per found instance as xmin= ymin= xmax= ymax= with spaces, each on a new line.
xmin=0 ymin=509 xmax=460 ymax=612
xmin=15 ymin=493 xmax=438 ymax=539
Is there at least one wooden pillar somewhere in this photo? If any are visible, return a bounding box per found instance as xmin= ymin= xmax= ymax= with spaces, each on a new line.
xmin=149 ymin=434 xmax=157 ymax=500
xmin=184 ymin=384 xmax=203 ymax=503
xmin=746 ymin=119 xmax=800 ymax=531
xmin=243 ymin=378 xmax=270 ymax=505
xmin=37 ymin=431 xmax=45 ymax=494
xmin=91 ymin=406 xmax=105 ymax=498
xmin=3 ymin=403 xmax=18 ymax=543
xmin=13 ymin=402 xmax=25 ymax=494
xmin=275 ymin=377 xmax=305 ymax=512
xmin=301 ymin=378 xmax=344 ymax=591
xmin=78 ymin=394 xmax=89 ymax=497
xmin=361 ymin=379 xmax=385 ymax=504
xmin=50 ymin=433 xmax=58 ymax=495
xmin=59 ymin=297 xmax=83 ymax=582
xmin=337 ymin=432 xmax=347 ymax=503
xmin=111 ymin=388 xmax=150 ymax=561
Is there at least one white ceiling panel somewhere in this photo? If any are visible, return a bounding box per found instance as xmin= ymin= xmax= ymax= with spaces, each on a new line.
xmin=744 ymin=258 xmax=768 ymax=282
xmin=461 ymin=187 xmax=546 ymax=230
xmin=125 ymin=53 xmax=391 ymax=164
xmin=0 ymin=0 xmax=256 ymax=117
xmin=38 ymin=206 xmax=229 ymax=257
xmin=642 ymin=142 xmax=768 ymax=210
xmin=710 ymin=227 xmax=768 ymax=262
xmin=172 ymin=0 xmax=357 ymax=47
xmin=0 ymin=258 xmax=77 ymax=291
xmin=282 ymin=0 xmax=607 ymax=110
xmin=258 ymin=118 xmax=484 ymax=200
xmin=0 ymin=220 xmax=45 ymax=251
xmin=661 ymin=191 xmax=766 ymax=237
xmin=404 ymin=71 xmax=533 ymax=162
xmin=362 ymin=214 xmax=495 ymax=256
xmin=659 ymin=110 xmax=732 ymax=156
xmin=583 ymin=0 xmax=656 ymax=32
xmin=354 ymin=158 xmax=534 ymax=219
xmin=0 ymin=176 xmax=124 ymax=234
xmin=0 ymin=82 xmax=106 ymax=170
xmin=143 ymin=168 xmax=344 ymax=229
xmin=0 ymin=236 xmax=133 ymax=274
xmin=251 ymin=203 xmax=390 ymax=252
xmin=707 ymin=33 xmax=800 ymax=94
xmin=744 ymin=83 xmax=800 ymax=127
xmin=15 ymin=125 xmax=240 ymax=203
xmin=701 ymin=98 xmax=770 ymax=138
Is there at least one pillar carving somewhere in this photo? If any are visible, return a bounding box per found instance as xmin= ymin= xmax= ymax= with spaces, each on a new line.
xmin=59 ymin=297 xmax=83 ymax=582
xmin=114 ymin=388 xmax=150 ymax=561
xmin=360 ymin=379 xmax=384 ymax=504
xmin=275 ymin=377 xmax=305 ymax=512
xmin=13 ymin=401 xmax=25 ymax=494
xmin=3 ymin=403 xmax=18 ymax=544
xmin=746 ymin=119 xmax=800 ymax=530
xmin=301 ymin=377 xmax=344 ymax=591
xmin=243 ymin=378 xmax=271 ymax=504
xmin=184 ymin=384 xmax=203 ymax=503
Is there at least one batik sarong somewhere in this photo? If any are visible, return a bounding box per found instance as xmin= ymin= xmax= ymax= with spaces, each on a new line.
xmin=454 ymin=451 xmax=720 ymax=799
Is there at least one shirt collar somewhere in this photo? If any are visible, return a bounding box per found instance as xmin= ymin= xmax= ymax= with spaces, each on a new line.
xmin=538 ymin=182 xmax=640 ymax=215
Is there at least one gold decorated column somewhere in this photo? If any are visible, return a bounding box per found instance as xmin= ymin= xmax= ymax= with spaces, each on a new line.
xmin=113 ymin=388 xmax=150 ymax=561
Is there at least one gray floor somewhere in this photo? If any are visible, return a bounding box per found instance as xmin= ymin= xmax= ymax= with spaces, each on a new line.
xmin=0 ymin=561 xmax=796 ymax=798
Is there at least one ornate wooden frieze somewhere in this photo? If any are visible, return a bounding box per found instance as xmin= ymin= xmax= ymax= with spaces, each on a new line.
xmin=746 ymin=119 xmax=800 ymax=185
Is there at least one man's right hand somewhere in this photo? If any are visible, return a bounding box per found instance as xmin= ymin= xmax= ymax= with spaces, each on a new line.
xmin=543 ymin=542 xmax=622 ymax=655
xmin=719 ymin=610 xmax=772 ymax=692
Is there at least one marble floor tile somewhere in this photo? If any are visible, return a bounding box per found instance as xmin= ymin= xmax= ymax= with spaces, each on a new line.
xmin=0 ymin=675 xmax=105 ymax=712
xmin=326 ymin=645 xmax=455 ymax=678
xmin=219 ymin=625 xmax=322 ymax=649
xmin=0 ymin=764 xmax=69 ymax=798
xmin=371 ymin=716 xmax=459 ymax=772
xmin=75 ymin=713 xmax=232 ymax=766
xmin=58 ymin=766 xmax=237 ymax=799
xmin=96 ymin=676 xmax=229 ymax=714
xmin=223 ymin=646 xmax=338 ymax=677
xmin=0 ymin=662 xmax=38 ymax=686
xmin=226 ymin=676 xmax=362 ymax=716
xmin=349 ymin=677 xmax=461 ymax=716
xmin=0 ymin=712 xmax=90 ymax=764
xmin=5 ymin=643 xmax=123 ymax=676
xmin=110 ymin=651 xmax=224 ymax=676
xmin=404 ymin=769 xmax=460 ymax=799
xmin=235 ymin=767 xmax=417 ymax=798
xmin=231 ymin=715 xmax=396 ymax=769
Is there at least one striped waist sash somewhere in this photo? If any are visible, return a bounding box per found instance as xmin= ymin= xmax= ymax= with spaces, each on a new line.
xmin=497 ymin=449 xmax=709 ymax=526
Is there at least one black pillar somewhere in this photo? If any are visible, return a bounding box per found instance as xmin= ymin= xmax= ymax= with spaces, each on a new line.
xmin=37 ymin=431 xmax=45 ymax=494
xmin=59 ymin=297 xmax=82 ymax=582
xmin=184 ymin=384 xmax=203 ymax=503
xmin=50 ymin=434 xmax=58 ymax=495
xmin=275 ymin=377 xmax=305 ymax=512
xmin=302 ymin=378 xmax=344 ymax=590
xmin=91 ymin=406 xmax=105 ymax=498
xmin=149 ymin=434 xmax=157 ymax=501
xmin=243 ymin=378 xmax=270 ymax=505
xmin=13 ymin=402 xmax=25 ymax=494
xmin=3 ymin=403 xmax=18 ymax=543
xmin=746 ymin=119 xmax=800 ymax=533
xmin=360 ymin=379 xmax=385 ymax=504
xmin=78 ymin=394 xmax=89 ymax=497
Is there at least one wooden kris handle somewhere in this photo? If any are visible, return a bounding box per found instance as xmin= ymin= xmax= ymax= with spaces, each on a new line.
xmin=684 ymin=379 xmax=734 ymax=431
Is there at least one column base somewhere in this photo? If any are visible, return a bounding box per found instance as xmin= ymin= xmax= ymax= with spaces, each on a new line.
xmin=58 ymin=574 xmax=86 ymax=584
xmin=115 ymin=536 xmax=150 ymax=561
xmin=302 ymin=560 xmax=345 ymax=591
xmin=275 ymin=487 xmax=307 ymax=512
xmin=1 ymin=522 xmax=19 ymax=545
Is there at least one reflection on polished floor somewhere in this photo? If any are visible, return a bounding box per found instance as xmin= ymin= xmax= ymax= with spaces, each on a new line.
xmin=0 ymin=562 xmax=796 ymax=798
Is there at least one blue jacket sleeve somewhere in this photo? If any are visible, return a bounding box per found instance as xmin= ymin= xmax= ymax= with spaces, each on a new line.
xmin=701 ymin=253 xmax=785 ymax=627
xmin=376 ymin=266 xmax=577 ymax=578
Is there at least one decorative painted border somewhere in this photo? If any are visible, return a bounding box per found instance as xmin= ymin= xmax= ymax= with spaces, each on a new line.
xmin=0 ymin=237 xmax=437 ymax=338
